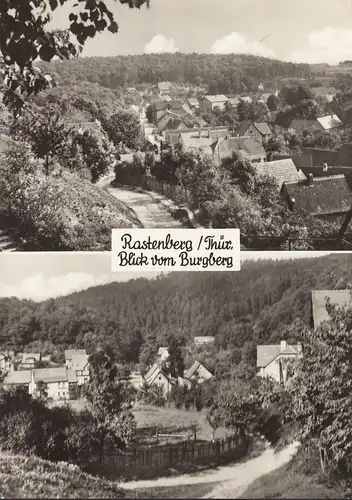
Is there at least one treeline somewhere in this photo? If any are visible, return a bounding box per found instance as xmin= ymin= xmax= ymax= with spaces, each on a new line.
xmin=0 ymin=254 xmax=351 ymax=362
xmin=37 ymin=53 xmax=311 ymax=93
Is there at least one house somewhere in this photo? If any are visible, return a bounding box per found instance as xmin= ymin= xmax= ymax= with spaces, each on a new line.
xmin=143 ymin=363 xmax=175 ymax=397
xmin=199 ymin=95 xmax=229 ymax=112
xmin=193 ymin=336 xmax=215 ymax=346
xmin=289 ymin=114 xmax=343 ymax=134
xmin=31 ymin=367 xmax=77 ymax=401
xmin=152 ymin=100 xmax=186 ymax=124
xmin=129 ymin=105 xmax=146 ymax=121
xmin=157 ymin=110 xmax=205 ymax=135
xmin=311 ymin=86 xmax=337 ymax=103
xmin=235 ymin=121 xmax=272 ymax=143
xmin=129 ymin=370 xmax=144 ymax=390
xmin=257 ymin=340 xmax=302 ymax=385
xmin=156 ymin=347 xmax=170 ymax=364
xmin=17 ymin=352 xmax=41 ymax=370
xmin=65 ymin=119 xmax=107 ymax=136
xmin=179 ymin=134 xmax=215 ymax=155
xmin=311 ymin=290 xmax=352 ymax=328
xmin=186 ymin=97 xmax=199 ymax=110
xmin=0 ymin=350 xmax=15 ymax=373
xmin=255 ymin=158 xmax=307 ymax=190
xmin=213 ymin=137 xmax=267 ymax=165
xmin=336 ymin=144 xmax=352 ymax=167
xmin=3 ymin=370 xmax=32 ymax=393
xmin=70 ymin=353 xmax=90 ymax=386
xmin=65 ymin=349 xmax=87 ymax=369
xmin=165 ymin=126 xmax=229 ymax=148
xmin=183 ymin=361 xmax=213 ymax=384
xmin=155 ymin=82 xmax=172 ymax=96
xmin=302 ymin=148 xmax=339 ymax=167
xmin=282 ymin=173 xmax=352 ymax=222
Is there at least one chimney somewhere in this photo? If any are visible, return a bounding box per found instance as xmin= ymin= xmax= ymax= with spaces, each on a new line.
xmin=280 ymin=340 xmax=287 ymax=351
xmin=308 ymin=173 xmax=314 ymax=186
xmin=323 ymin=162 xmax=328 ymax=172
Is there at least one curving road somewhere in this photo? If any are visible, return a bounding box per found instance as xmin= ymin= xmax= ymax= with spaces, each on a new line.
xmin=122 ymin=442 xmax=299 ymax=499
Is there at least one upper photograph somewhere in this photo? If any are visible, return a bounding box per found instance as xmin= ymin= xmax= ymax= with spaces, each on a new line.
xmin=1 ymin=0 xmax=352 ymax=251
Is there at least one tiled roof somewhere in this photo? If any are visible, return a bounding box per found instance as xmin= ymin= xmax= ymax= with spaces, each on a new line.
xmin=154 ymin=100 xmax=183 ymax=111
xmin=33 ymin=367 xmax=68 ymax=383
xmin=254 ymin=122 xmax=272 ymax=136
xmin=317 ymin=114 xmax=343 ymax=131
xmin=289 ymin=119 xmax=319 ymax=133
xmin=311 ymin=289 xmax=352 ymax=328
xmin=236 ymin=121 xmax=254 ymax=136
xmin=284 ymin=174 xmax=352 ymax=215
xmin=312 ymin=87 xmax=336 ymax=96
xmin=71 ymin=354 xmax=89 ymax=371
xmin=3 ymin=370 xmax=31 ymax=385
xmin=144 ymin=363 xmax=169 ymax=385
xmin=215 ymin=137 xmax=266 ymax=162
xmin=157 ymin=347 xmax=168 ymax=356
xmin=202 ymin=94 xmax=228 ymax=103
xmin=65 ymin=349 xmax=87 ymax=360
xmin=158 ymin=82 xmax=171 ymax=91
xmin=180 ymin=134 xmax=215 ymax=151
xmin=184 ymin=361 xmax=201 ymax=379
xmin=255 ymin=159 xmax=305 ymax=189
xmin=256 ymin=344 xmax=299 ymax=368
xmin=187 ymin=97 xmax=199 ymax=107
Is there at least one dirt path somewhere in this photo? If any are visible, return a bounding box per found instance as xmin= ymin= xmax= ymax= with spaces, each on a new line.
xmin=122 ymin=442 xmax=299 ymax=499
xmin=105 ymin=186 xmax=184 ymax=229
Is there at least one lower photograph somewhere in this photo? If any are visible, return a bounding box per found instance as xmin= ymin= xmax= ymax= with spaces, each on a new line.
xmin=0 ymin=251 xmax=350 ymax=499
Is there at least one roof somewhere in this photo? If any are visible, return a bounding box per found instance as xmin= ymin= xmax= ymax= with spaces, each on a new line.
xmin=18 ymin=352 xmax=41 ymax=362
xmin=157 ymin=82 xmax=171 ymax=92
xmin=194 ymin=336 xmax=215 ymax=344
xmin=240 ymin=96 xmax=252 ymax=103
xmin=180 ymin=134 xmax=216 ymax=151
xmin=255 ymin=159 xmax=305 ymax=189
xmin=154 ymin=100 xmax=183 ymax=112
xmin=184 ymin=361 xmax=212 ymax=380
xmin=71 ymin=354 xmax=89 ymax=371
xmin=144 ymin=363 xmax=170 ymax=385
xmin=65 ymin=349 xmax=87 ymax=361
xmin=289 ymin=119 xmax=319 ymax=133
xmin=311 ymin=289 xmax=352 ymax=328
xmin=214 ymin=137 xmax=266 ymax=163
xmin=312 ymin=87 xmax=336 ymax=96
xmin=33 ymin=367 xmax=68 ymax=383
xmin=0 ymin=350 xmax=15 ymax=358
xmin=187 ymin=97 xmax=199 ymax=107
xmin=256 ymin=344 xmax=299 ymax=368
xmin=284 ymin=174 xmax=352 ymax=215
xmin=254 ymin=122 xmax=272 ymax=136
xmin=157 ymin=347 xmax=168 ymax=356
xmin=316 ymin=114 xmax=343 ymax=131
xmin=202 ymin=94 xmax=228 ymax=103
xmin=3 ymin=370 xmax=31 ymax=385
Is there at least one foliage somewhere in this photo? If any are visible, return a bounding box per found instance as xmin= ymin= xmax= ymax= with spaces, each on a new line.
xmin=0 ymin=0 xmax=150 ymax=114
xmin=74 ymin=129 xmax=113 ymax=182
xmin=167 ymin=337 xmax=185 ymax=378
xmin=105 ymin=110 xmax=144 ymax=151
xmin=85 ymin=350 xmax=136 ymax=461
xmin=290 ymin=299 xmax=352 ymax=473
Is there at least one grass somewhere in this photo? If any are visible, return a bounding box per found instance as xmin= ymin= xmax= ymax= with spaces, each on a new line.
xmin=239 ymin=460 xmax=350 ymax=499
xmin=133 ymin=403 xmax=230 ymax=442
xmin=0 ymin=453 xmax=125 ymax=498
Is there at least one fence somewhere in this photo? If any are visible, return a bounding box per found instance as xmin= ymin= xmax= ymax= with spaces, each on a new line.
xmin=98 ymin=434 xmax=248 ymax=479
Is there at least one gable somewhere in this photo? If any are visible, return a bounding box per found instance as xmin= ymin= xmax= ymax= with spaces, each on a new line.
xmin=311 ymin=289 xmax=352 ymax=328
xmin=255 ymin=159 xmax=305 ymax=189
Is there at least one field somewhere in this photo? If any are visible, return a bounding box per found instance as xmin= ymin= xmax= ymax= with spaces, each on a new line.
xmin=133 ymin=403 xmax=230 ymax=442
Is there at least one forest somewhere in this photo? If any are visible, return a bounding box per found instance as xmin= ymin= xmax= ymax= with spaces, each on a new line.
xmin=0 ymin=253 xmax=351 ymax=369
xmin=37 ymin=53 xmax=311 ymax=93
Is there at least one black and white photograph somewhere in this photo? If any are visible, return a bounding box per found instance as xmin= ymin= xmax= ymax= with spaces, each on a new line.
xmin=3 ymin=1 xmax=352 ymax=250
xmin=0 ymin=250 xmax=351 ymax=498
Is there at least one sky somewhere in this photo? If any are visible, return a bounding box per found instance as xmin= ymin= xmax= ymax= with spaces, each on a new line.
xmin=50 ymin=0 xmax=352 ymax=64
xmin=0 ymin=251 xmax=336 ymax=302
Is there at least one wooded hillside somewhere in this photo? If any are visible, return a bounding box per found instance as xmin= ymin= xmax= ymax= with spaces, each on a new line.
xmin=37 ymin=53 xmax=311 ymax=92
xmin=0 ymin=254 xmax=351 ymax=362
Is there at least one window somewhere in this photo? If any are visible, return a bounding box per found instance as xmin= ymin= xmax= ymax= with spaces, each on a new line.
xmin=58 ymin=382 xmax=65 ymax=389
xmin=77 ymin=370 xmax=82 ymax=376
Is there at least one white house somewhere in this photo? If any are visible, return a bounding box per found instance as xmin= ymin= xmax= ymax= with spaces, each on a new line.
xmin=3 ymin=370 xmax=32 ymax=393
xmin=256 ymin=340 xmax=302 ymax=385
xmin=183 ymin=361 xmax=213 ymax=384
xmin=143 ymin=363 xmax=175 ymax=397
xmin=17 ymin=352 xmax=41 ymax=370
xmin=199 ymin=95 xmax=229 ymax=112
xmin=71 ymin=353 xmax=90 ymax=386
xmin=65 ymin=349 xmax=87 ymax=369
xmin=31 ymin=367 xmax=77 ymax=401
xmin=193 ymin=336 xmax=215 ymax=346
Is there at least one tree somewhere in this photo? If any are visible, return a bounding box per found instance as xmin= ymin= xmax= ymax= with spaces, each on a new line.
xmin=10 ymin=107 xmax=73 ymax=175
xmin=167 ymin=337 xmax=185 ymax=379
xmin=0 ymin=0 xmax=150 ymax=115
xmin=267 ymin=94 xmax=280 ymax=111
xmin=290 ymin=298 xmax=352 ymax=474
xmin=105 ymin=110 xmax=144 ymax=151
xmin=84 ymin=350 xmax=136 ymax=465
xmin=75 ymin=129 xmax=113 ymax=182
xmin=35 ymin=381 xmax=48 ymax=401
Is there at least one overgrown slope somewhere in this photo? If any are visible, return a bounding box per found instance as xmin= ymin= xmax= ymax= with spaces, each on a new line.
xmin=0 ymin=454 xmax=124 ymax=498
